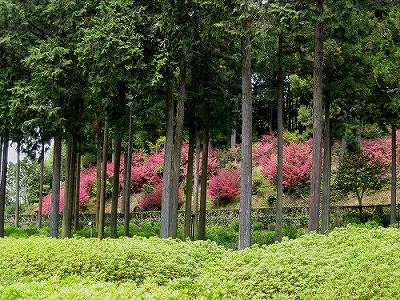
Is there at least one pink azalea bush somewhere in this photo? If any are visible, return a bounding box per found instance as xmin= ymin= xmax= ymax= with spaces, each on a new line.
xmin=252 ymin=134 xmax=276 ymax=163
xmin=208 ymin=168 xmax=240 ymax=203
xmin=137 ymin=183 xmax=163 ymax=210
xmin=260 ymin=140 xmax=313 ymax=189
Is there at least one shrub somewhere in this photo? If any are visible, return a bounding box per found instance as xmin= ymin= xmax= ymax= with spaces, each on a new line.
xmin=208 ymin=168 xmax=240 ymax=204
xmin=252 ymin=134 xmax=276 ymax=163
xmin=260 ymin=140 xmax=313 ymax=189
xmin=252 ymin=166 xmax=275 ymax=197
xmin=334 ymin=152 xmax=387 ymax=210
xmin=137 ymin=183 xmax=163 ymax=210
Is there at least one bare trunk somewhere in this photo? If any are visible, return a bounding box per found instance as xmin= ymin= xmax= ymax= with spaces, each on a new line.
xmin=391 ymin=124 xmax=397 ymax=224
xmin=50 ymin=136 xmax=62 ymax=238
xmin=341 ymin=110 xmax=348 ymax=159
xmin=184 ymin=128 xmax=195 ymax=239
xmin=110 ymin=137 xmax=121 ymax=238
xmin=15 ymin=144 xmax=20 ymax=227
xmin=321 ymin=100 xmax=331 ymax=233
xmin=239 ymin=17 xmax=253 ymax=250
xmin=73 ymin=152 xmax=81 ymax=231
xmin=198 ymin=128 xmax=209 ymax=240
xmin=0 ymin=137 xmax=3 ymax=180
xmin=0 ymin=135 xmax=8 ymax=237
xmin=124 ymin=108 xmax=133 ymax=236
xmin=38 ymin=141 xmax=45 ymax=228
xmin=98 ymin=121 xmax=109 ymax=239
xmin=62 ymin=137 xmax=76 ymax=238
xmin=160 ymin=74 xmax=175 ymax=239
xmin=230 ymin=128 xmax=237 ymax=149
xmin=275 ymin=34 xmax=284 ymax=242
xmin=308 ymin=0 xmax=324 ymax=232
xmin=95 ymin=125 xmax=102 ymax=231
xmin=193 ymin=134 xmax=201 ymax=237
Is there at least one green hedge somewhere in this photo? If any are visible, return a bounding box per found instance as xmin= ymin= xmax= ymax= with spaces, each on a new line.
xmin=1 ymin=225 xmax=400 ymax=299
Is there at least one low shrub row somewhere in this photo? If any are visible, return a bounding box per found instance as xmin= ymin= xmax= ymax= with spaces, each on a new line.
xmin=2 ymin=226 xmax=400 ymax=299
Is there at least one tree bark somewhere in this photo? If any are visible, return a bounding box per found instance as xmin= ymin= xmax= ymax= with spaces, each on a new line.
xmin=0 ymin=135 xmax=8 ymax=237
xmin=230 ymin=128 xmax=237 ymax=149
xmin=184 ymin=128 xmax=195 ymax=239
xmin=50 ymin=136 xmax=62 ymax=238
xmin=160 ymin=73 xmax=175 ymax=239
xmin=0 ymin=137 xmax=3 ymax=181
xmin=124 ymin=108 xmax=133 ymax=236
xmin=95 ymin=124 xmax=102 ymax=231
xmin=341 ymin=109 xmax=348 ymax=159
xmin=308 ymin=0 xmax=324 ymax=232
xmin=110 ymin=137 xmax=121 ymax=238
xmin=73 ymin=151 xmax=81 ymax=231
xmin=275 ymin=34 xmax=284 ymax=242
xmin=239 ymin=15 xmax=253 ymax=250
xmin=62 ymin=137 xmax=76 ymax=238
xmin=98 ymin=121 xmax=109 ymax=239
xmin=198 ymin=128 xmax=209 ymax=240
xmin=38 ymin=141 xmax=45 ymax=228
xmin=321 ymin=100 xmax=331 ymax=233
xmin=391 ymin=124 xmax=397 ymax=224
xmin=15 ymin=144 xmax=21 ymax=227
xmin=193 ymin=133 xmax=201 ymax=238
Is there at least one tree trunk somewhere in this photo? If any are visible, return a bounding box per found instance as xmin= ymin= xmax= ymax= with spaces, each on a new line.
xmin=73 ymin=152 xmax=81 ymax=231
xmin=62 ymin=137 xmax=76 ymax=238
xmin=230 ymin=128 xmax=237 ymax=149
xmin=193 ymin=133 xmax=201 ymax=238
xmin=321 ymin=100 xmax=331 ymax=233
xmin=275 ymin=34 xmax=284 ymax=242
xmin=110 ymin=137 xmax=121 ymax=238
xmin=0 ymin=135 xmax=9 ymax=237
xmin=239 ymin=13 xmax=253 ymax=250
xmin=50 ymin=136 xmax=62 ymax=238
xmin=341 ymin=110 xmax=348 ymax=159
xmin=184 ymin=128 xmax=195 ymax=239
xmin=95 ymin=124 xmax=102 ymax=231
xmin=124 ymin=108 xmax=133 ymax=237
xmin=98 ymin=121 xmax=109 ymax=239
xmin=160 ymin=73 xmax=175 ymax=239
xmin=308 ymin=0 xmax=324 ymax=232
xmin=15 ymin=144 xmax=21 ymax=227
xmin=391 ymin=124 xmax=397 ymax=224
xmin=38 ymin=141 xmax=45 ymax=228
xmin=198 ymin=128 xmax=209 ymax=240
xmin=0 ymin=137 xmax=3 ymax=180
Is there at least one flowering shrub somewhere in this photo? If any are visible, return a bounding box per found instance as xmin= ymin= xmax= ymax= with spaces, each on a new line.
xmin=260 ymin=140 xmax=313 ymax=189
xmin=252 ymin=134 xmax=276 ymax=163
xmin=137 ymin=183 xmax=163 ymax=210
xmin=208 ymin=168 xmax=240 ymax=204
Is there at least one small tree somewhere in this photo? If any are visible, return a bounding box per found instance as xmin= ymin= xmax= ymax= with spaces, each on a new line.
xmin=334 ymin=152 xmax=387 ymax=213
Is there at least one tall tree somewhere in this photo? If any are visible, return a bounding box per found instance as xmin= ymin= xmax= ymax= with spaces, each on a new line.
xmin=308 ymin=0 xmax=324 ymax=232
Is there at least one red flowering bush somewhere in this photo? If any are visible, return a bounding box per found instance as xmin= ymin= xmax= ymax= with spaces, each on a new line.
xmin=137 ymin=183 xmax=163 ymax=210
xmin=260 ymin=140 xmax=313 ymax=189
xmin=208 ymin=168 xmax=240 ymax=204
xmin=252 ymin=134 xmax=276 ymax=163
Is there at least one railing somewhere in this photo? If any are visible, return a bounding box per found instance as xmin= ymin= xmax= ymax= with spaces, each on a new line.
xmin=5 ymin=204 xmax=394 ymax=227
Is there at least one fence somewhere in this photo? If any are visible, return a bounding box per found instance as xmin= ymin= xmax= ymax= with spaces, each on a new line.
xmin=5 ymin=204 xmax=395 ymax=228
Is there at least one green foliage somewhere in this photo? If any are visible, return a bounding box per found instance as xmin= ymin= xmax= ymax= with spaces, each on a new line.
xmin=252 ymin=167 xmax=275 ymax=198
xmin=90 ymin=177 xmax=112 ymax=199
xmin=2 ymin=227 xmax=400 ymax=299
xmin=334 ymin=152 xmax=387 ymax=205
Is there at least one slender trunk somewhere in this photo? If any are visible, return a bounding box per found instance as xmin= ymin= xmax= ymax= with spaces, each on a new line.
xmin=184 ymin=128 xmax=195 ymax=239
xmin=230 ymin=128 xmax=237 ymax=149
xmin=110 ymin=137 xmax=121 ymax=238
xmin=239 ymin=12 xmax=253 ymax=249
xmin=38 ymin=141 xmax=45 ymax=228
xmin=15 ymin=144 xmax=20 ymax=227
xmin=95 ymin=125 xmax=102 ymax=231
xmin=62 ymin=137 xmax=76 ymax=238
xmin=391 ymin=124 xmax=397 ymax=224
xmin=357 ymin=192 xmax=363 ymax=216
xmin=73 ymin=152 xmax=81 ymax=230
xmin=341 ymin=110 xmax=348 ymax=159
xmin=198 ymin=128 xmax=209 ymax=240
xmin=124 ymin=108 xmax=133 ymax=236
xmin=0 ymin=137 xmax=3 ymax=180
xmin=193 ymin=134 xmax=201 ymax=237
xmin=321 ymin=101 xmax=331 ymax=233
xmin=50 ymin=136 xmax=62 ymax=238
xmin=308 ymin=0 xmax=324 ymax=232
xmin=98 ymin=121 xmax=109 ymax=239
xmin=0 ymin=135 xmax=8 ymax=237
xmin=160 ymin=73 xmax=175 ymax=239
xmin=275 ymin=34 xmax=284 ymax=242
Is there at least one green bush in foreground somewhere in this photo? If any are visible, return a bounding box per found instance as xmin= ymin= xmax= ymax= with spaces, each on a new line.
xmin=1 ymin=226 xmax=400 ymax=299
